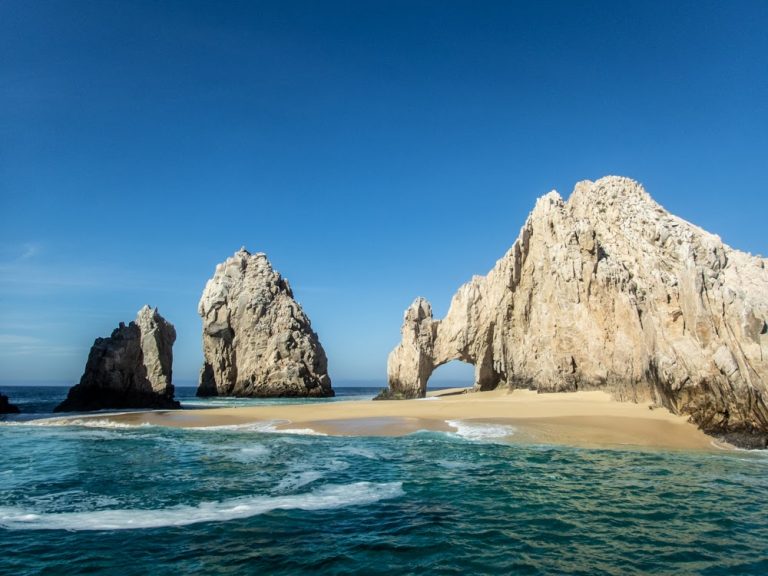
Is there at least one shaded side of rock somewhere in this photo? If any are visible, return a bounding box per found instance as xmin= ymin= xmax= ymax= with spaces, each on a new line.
xmin=55 ymin=306 xmax=179 ymax=412
xmin=197 ymin=248 xmax=333 ymax=398
xmin=384 ymin=176 xmax=768 ymax=447
xmin=0 ymin=393 xmax=20 ymax=414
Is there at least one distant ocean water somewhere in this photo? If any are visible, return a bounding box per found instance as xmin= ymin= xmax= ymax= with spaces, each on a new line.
xmin=0 ymin=385 xmax=383 ymax=418
xmin=2 ymin=386 xmax=767 ymax=575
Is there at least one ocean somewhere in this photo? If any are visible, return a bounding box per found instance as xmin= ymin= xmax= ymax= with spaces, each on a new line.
xmin=1 ymin=386 xmax=767 ymax=575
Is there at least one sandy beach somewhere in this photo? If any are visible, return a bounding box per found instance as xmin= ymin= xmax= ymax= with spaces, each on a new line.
xmin=58 ymin=388 xmax=720 ymax=451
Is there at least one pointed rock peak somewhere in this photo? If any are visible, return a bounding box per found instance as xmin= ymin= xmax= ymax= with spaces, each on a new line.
xmin=530 ymin=190 xmax=564 ymax=215
xmin=540 ymin=189 xmax=564 ymax=205
xmin=573 ymin=174 xmax=642 ymax=192
xmin=406 ymin=297 xmax=433 ymax=321
xmin=566 ymin=176 xmax=669 ymax=237
xmin=235 ymin=246 xmax=271 ymax=258
xmin=384 ymin=176 xmax=768 ymax=447
xmin=137 ymin=304 xmax=156 ymax=319
xmin=399 ymin=299 xmax=434 ymax=330
xmin=250 ymin=253 xmax=274 ymax=274
xmin=232 ymin=248 xmax=270 ymax=264
xmin=55 ymin=309 xmax=178 ymax=412
xmin=197 ymin=251 xmax=333 ymax=398
xmin=568 ymin=175 xmax=653 ymax=207
xmin=223 ymin=248 xmax=275 ymax=276
xmin=136 ymin=306 xmax=175 ymax=340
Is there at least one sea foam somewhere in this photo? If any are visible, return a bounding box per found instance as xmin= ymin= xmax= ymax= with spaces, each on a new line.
xmin=187 ymin=420 xmax=326 ymax=436
xmin=0 ymin=482 xmax=404 ymax=531
xmin=0 ymin=417 xmax=154 ymax=430
xmin=274 ymin=471 xmax=325 ymax=492
xmin=445 ymin=420 xmax=515 ymax=442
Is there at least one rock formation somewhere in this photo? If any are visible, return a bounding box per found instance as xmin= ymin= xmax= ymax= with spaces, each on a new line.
xmin=383 ymin=176 xmax=768 ymax=447
xmin=0 ymin=392 xmax=19 ymax=414
xmin=197 ymin=248 xmax=333 ymax=397
xmin=55 ymin=306 xmax=179 ymax=412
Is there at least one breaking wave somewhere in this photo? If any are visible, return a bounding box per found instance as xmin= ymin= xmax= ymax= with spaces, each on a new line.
xmin=0 ymin=482 xmax=404 ymax=531
xmin=186 ymin=420 xmax=326 ymax=435
xmin=445 ymin=420 xmax=515 ymax=441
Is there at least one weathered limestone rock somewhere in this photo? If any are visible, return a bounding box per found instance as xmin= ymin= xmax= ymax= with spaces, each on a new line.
xmin=197 ymin=248 xmax=333 ymax=397
xmin=0 ymin=393 xmax=19 ymax=414
xmin=55 ymin=306 xmax=179 ymax=412
xmin=383 ymin=176 xmax=768 ymax=447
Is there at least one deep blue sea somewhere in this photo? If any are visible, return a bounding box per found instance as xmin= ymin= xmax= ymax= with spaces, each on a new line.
xmin=2 ymin=386 xmax=767 ymax=575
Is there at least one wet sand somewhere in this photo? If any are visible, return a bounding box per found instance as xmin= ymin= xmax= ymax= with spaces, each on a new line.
xmin=53 ymin=388 xmax=720 ymax=451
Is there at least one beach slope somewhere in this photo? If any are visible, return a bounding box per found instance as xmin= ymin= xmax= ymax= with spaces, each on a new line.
xmin=59 ymin=389 xmax=718 ymax=450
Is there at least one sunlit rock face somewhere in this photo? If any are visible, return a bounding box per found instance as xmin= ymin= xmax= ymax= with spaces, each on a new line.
xmin=384 ymin=176 xmax=768 ymax=447
xmin=55 ymin=306 xmax=179 ymax=412
xmin=197 ymin=248 xmax=333 ymax=398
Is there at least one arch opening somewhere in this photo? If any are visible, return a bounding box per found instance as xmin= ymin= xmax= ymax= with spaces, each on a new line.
xmin=427 ymin=360 xmax=475 ymax=393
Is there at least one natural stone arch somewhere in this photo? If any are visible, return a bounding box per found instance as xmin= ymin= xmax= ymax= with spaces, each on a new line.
xmin=380 ymin=298 xmax=506 ymax=399
xmin=378 ymin=176 xmax=768 ymax=448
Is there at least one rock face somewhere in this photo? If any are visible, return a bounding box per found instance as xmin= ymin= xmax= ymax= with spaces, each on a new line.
xmin=0 ymin=393 xmax=19 ymax=414
xmin=55 ymin=306 xmax=179 ymax=412
xmin=383 ymin=176 xmax=768 ymax=447
xmin=197 ymin=248 xmax=333 ymax=398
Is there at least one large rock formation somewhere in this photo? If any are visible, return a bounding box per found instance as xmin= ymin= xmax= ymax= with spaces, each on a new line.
xmin=0 ymin=392 xmax=19 ymax=414
xmin=197 ymin=248 xmax=333 ymax=397
xmin=383 ymin=176 xmax=768 ymax=447
xmin=55 ymin=306 xmax=179 ymax=412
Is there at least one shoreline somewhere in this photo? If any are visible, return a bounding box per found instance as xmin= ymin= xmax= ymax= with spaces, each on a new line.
xmin=44 ymin=388 xmax=722 ymax=451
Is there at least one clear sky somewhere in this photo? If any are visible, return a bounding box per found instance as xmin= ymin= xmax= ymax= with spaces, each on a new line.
xmin=1 ymin=1 xmax=766 ymax=385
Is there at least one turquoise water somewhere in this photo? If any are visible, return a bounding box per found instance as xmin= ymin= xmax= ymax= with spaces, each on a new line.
xmin=2 ymin=387 xmax=767 ymax=575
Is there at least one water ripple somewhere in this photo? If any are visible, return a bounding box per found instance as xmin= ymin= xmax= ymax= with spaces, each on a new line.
xmin=1 ymin=420 xmax=767 ymax=574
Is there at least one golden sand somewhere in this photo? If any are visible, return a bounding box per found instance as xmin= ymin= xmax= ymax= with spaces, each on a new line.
xmin=60 ymin=388 xmax=720 ymax=451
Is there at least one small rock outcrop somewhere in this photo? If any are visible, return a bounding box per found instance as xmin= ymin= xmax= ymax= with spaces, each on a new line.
xmin=55 ymin=306 xmax=179 ymax=412
xmin=197 ymin=248 xmax=333 ymax=398
xmin=383 ymin=176 xmax=768 ymax=447
xmin=0 ymin=393 xmax=19 ymax=414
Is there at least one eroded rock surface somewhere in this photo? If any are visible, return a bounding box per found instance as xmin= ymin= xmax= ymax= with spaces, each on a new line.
xmin=383 ymin=176 xmax=768 ymax=446
xmin=55 ymin=306 xmax=179 ymax=412
xmin=0 ymin=393 xmax=19 ymax=414
xmin=197 ymin=248 xmax=333 ymax=397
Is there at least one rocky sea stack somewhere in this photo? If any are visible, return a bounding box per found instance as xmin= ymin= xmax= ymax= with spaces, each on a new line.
xmin=197 ymin=248 xmax=333 ymax=398
xmin=0 ymin=393 xmax=19 ymax=414
xmin=55 ymin=306 xmax=179 ymax=412
xmin=382 ymin=176 xmax=768 ymax=447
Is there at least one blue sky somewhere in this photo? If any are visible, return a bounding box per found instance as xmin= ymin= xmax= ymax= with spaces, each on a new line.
xmin=1 ymin=1 xmax=766 ymax=385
